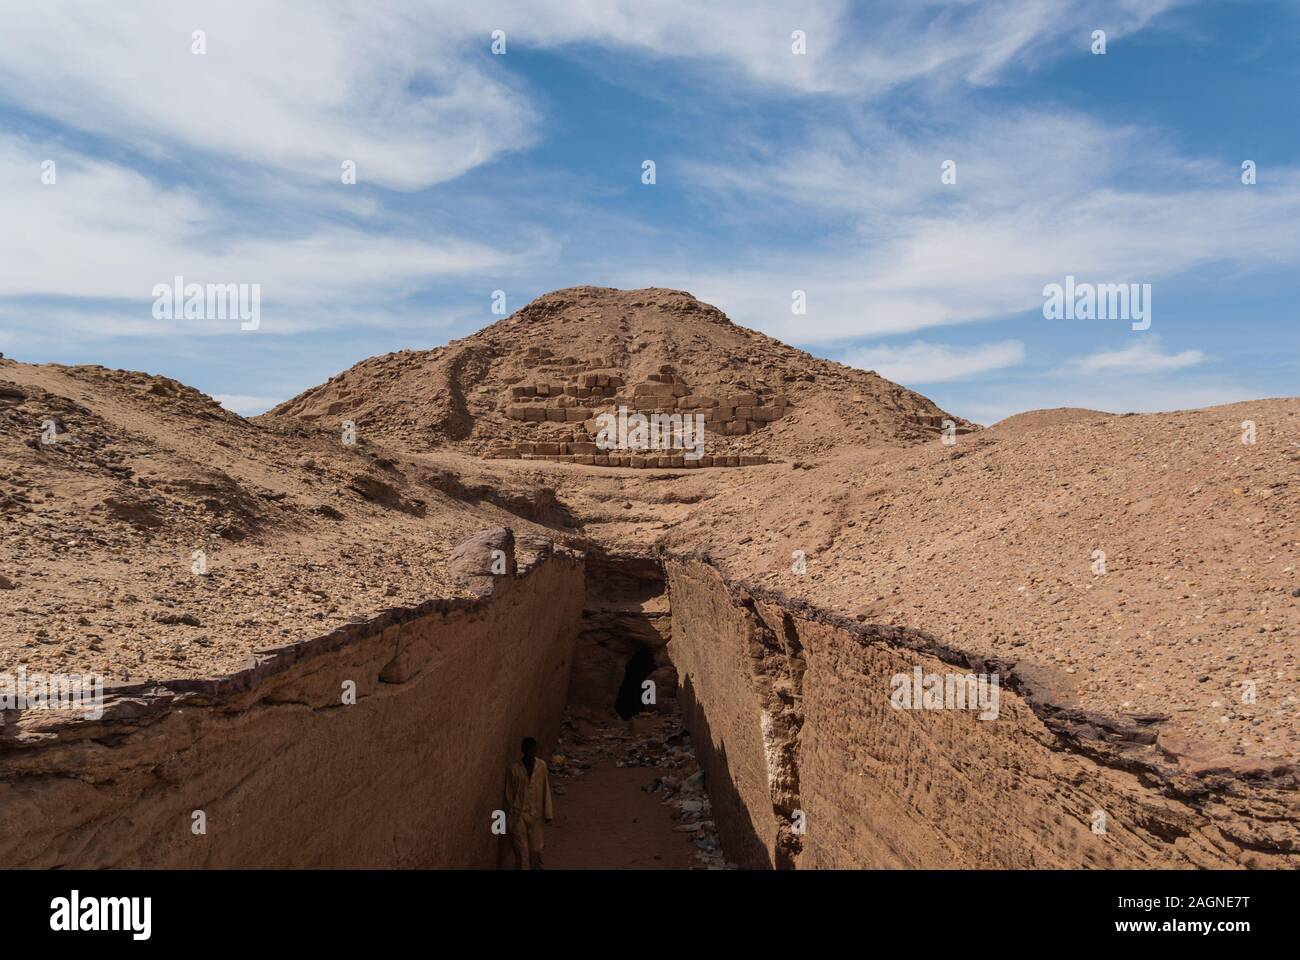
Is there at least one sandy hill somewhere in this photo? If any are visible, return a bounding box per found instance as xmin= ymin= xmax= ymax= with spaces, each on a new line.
xmin=0 ymin=358 xmax=567 ymax=683
xmin=266 ymin=287 xmax=975 ymax=464
xmin=989 ymin=407 xmax=1111 ymax=436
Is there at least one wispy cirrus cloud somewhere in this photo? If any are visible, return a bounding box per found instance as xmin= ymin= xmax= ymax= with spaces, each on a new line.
xmin=0 ymin=0 xmax=1192 ymax=184
xmin=0 ymin=134 xmax=552 ymax=338
xmin=0 ymin=2 xmax=539 ymax=190
xmin=1072 ymin=336 xmax=1206 ymax=374
xmin=844 ymin=339 xmax=1026 ymax=383
xmin=674 ymin=111 xmax=1300 ymax=345
xmin=1 ymin=2 xmax=1218 ymax=348
xmin=517 ymin=0 xmax=1192 ymax=95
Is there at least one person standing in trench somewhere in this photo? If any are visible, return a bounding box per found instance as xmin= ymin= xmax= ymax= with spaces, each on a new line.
xmin=505 ymin=736 xmax=553 ymax=869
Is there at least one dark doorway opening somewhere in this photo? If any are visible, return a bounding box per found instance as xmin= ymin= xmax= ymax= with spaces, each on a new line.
xmin=614 ymin=646 xmax=656 ymax=719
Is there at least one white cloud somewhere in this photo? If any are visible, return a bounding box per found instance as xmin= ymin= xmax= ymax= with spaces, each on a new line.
xmin=519 ymin=0 xmax=1190 ymax=96
xmin=0 ymin=1 xmax=1193 ymax=196
xmin=1073 ymin=337 xmax=1206 ymax=374
xmin=672 ymin=111 xmax=1300 ymax=344
xmin=0 ymin=2 xmax=539 ymax=190
xmin=0 ymin=134 xmax=550 ymax=336
xmin=844 ymin=339 xmax=1025 ymax=384
xmin=214 ymin=394 xmax=282 ymax=416
xmin=0 ymin=0 xmax=1255 ymax=366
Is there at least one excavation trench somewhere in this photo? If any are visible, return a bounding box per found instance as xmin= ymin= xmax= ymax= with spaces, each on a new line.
xmin=544 ymin=548 xmax=728 ymax=869
xmin=559 ymin=551 xmax=1300 ymax=870
xmin=2 ymin=544 xmax=1296 ymax=869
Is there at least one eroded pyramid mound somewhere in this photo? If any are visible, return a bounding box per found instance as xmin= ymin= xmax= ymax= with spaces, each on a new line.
xmin=266 ymin=286 xmax=976 ymax=464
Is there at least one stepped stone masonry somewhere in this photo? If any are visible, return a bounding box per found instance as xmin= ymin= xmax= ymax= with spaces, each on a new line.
xmin=496 ymin=358 xmax=786 ymax=467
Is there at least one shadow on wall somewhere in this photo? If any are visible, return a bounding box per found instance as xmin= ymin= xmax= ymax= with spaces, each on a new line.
xmin=676 ymin=673 xmax=774 ymax=869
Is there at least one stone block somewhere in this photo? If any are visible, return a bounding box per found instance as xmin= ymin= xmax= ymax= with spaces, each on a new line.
xmin=633 ymin=381 xmax=675 ymax=398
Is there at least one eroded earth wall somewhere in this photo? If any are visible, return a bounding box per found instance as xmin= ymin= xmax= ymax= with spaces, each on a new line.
xmin=0 ymin=552 xmax=584 ymax=868
xmin=664 ymin=556 xmax=1300 ymax=869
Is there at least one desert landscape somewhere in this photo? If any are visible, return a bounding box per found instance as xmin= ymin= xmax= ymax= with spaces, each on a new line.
xmin=4 ymin=15 xmax=1300 ymax=936
xmin=2 ymin=286 xmax=1295 ymax=869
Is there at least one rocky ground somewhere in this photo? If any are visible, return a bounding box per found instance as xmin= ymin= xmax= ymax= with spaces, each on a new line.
xmin=2 ymin=286 xmax=1296 ymax=769
xmin=660 ymin=400 xmax=1300 ymax=761
xmin=0 ymin=359 xmax=564 ymax=681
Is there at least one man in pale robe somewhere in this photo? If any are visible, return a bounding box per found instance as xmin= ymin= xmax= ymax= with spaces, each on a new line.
xmin=505 ymin=736 xmax=553 ymax=869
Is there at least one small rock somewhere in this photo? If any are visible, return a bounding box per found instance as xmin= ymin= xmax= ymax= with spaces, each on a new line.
xmin=154 ymin=611 xmax=202 ymax=626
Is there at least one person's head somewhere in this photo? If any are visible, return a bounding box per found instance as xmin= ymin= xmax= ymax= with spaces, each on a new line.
xmin=521 ymin=736 xmax=537 ymax=759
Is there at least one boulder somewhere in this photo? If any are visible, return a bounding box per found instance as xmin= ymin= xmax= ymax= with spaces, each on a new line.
xmin=448 ymin=527 xmax=517 ymax=591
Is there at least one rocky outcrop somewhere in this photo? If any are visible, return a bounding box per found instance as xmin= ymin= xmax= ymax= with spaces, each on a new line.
xmin=663 ymin=555 xmax=1300 ymax=869
xmin=0 ymin=550 xmax=584 ymax=868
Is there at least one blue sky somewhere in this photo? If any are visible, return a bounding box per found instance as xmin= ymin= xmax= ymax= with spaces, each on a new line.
xmin=2 ymin=0 xmax=1297 ymax=423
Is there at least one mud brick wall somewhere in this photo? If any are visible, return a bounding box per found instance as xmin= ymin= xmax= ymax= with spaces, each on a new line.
xmin=0 ymin=553 xmax=585 ymax=868
xmin=487 ymin=443 xmax=769 ymax=468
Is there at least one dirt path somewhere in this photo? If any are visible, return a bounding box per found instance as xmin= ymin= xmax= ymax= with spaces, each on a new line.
xmin=545 ymin=759 xmax=698 ymax=869
xmin=540 ymin=710 xmax=731 ymax=870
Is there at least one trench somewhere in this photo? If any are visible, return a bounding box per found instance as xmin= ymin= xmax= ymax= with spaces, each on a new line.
xmin=543 ymin=549 xmax=732 ymax=869
xmin=4 ymin=541 xmax=1295 ymax=869
xmin=547 ymin=552 xmax=1297 ymax=870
